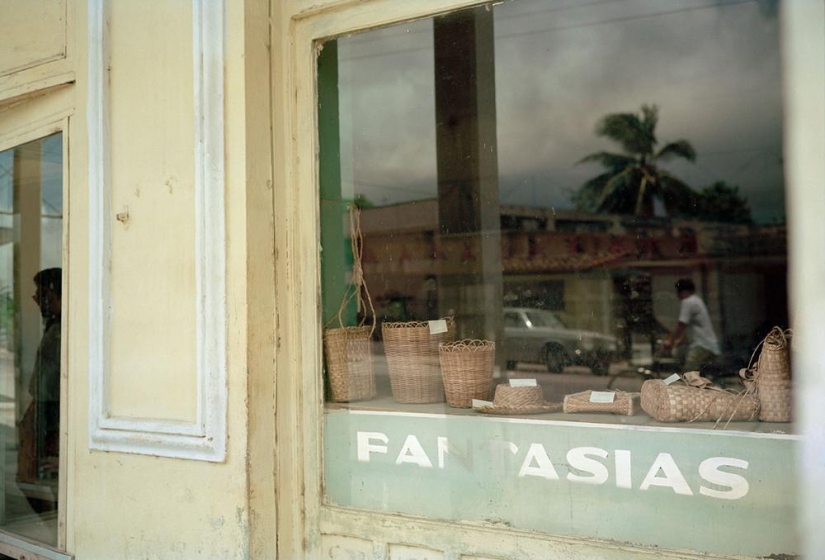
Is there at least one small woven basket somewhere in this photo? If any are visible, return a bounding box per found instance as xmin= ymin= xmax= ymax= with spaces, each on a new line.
xmin=382 ymin=318 xmax=455 ymax=403
xmin=563 ymin=391 xmax=640 ymax=416
xmin=754 ymin=327 xmax=792 ymax=422
xmin=323 ymin=326 xmax=376 ymax=402
xmin=439 ymin=340 xmax=495 ymax=408
xmin=641 ymin=378 xmax=759 ymax=423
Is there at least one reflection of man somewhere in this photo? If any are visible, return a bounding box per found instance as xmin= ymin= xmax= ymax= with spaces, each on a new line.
xmin=663 ymin=278 xmax=719 ymax=372
xmin=18 ymin=268 xmax=61 ymax=485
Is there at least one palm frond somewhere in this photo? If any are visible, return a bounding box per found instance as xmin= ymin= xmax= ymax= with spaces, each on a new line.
xmin=655 ymin=140 xmax=696 ymax=163
xmin=658 ymin=172 xmax=699 ymax=216
xmin=572 ymin=171 xmax=615 ymax=211
xmin=577 ymin=151 xmax=638 ymax=169
xmin=595 ymin=113 xmax=654 ymax=156
xmin=597 ymin=167 xmax=637 ymax=213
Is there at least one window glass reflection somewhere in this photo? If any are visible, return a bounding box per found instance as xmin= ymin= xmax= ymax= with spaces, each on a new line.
xmin=0 ymin=133 xmax=62 ymax=546
xmin=320 ymin=0 xmax=787 ymax=431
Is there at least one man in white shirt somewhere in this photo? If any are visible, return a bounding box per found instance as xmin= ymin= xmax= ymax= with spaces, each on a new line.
xmin=662 ymin=278 xmax=720 ymax=372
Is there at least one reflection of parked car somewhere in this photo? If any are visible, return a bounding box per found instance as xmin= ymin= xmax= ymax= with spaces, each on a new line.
xmin=503 ymin=307 xmax=618 ymax=375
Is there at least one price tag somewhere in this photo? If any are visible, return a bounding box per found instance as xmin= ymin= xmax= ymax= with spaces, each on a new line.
xmin=472 ymin=399 xmax=494 ymax=408
xmin=510 ymin=378 xmax=537 ymax=387
xmin=428 ymin=319 xmax=448 ymax=334
xmin=663 ymin=373 xmax=681 ymax=385
xmin=589 ymin=391 xmax=615 ymax=403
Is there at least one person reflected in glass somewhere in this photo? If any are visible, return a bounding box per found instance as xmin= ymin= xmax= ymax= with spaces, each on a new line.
xmin=662 ymin=278 xmax=719 ymax=373
xmin=18 ymin=268 xmax=61 ymax=490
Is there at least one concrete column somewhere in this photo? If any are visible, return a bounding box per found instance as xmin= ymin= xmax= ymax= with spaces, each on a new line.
xmin=434 ymin=7 xmax=503 ymax=348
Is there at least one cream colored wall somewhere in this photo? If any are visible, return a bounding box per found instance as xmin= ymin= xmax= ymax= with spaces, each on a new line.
xmin=64 ymin=0 xmax=274 ymax=558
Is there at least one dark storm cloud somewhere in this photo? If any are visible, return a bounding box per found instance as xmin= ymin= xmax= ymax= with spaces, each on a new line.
xmin=338 ymin=0 xmax=785 ymax=222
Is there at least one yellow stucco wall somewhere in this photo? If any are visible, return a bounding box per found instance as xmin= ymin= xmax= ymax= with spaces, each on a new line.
xmin=66 ymin=1 xmax=257 ymax=558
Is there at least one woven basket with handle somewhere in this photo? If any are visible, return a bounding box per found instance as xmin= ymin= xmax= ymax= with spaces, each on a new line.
xmin=322 ymin=205 xmax=376 ymax=403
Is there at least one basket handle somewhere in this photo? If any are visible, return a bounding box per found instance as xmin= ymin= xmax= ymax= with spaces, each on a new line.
xmin=324 ymin=204 xmax=376 ymax=338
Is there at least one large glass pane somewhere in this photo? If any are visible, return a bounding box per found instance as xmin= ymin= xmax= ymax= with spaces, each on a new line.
xmin=318 ymin=2 xmax=795 ymax=555
xmin=0 ymin=133 xmax=62 ymax=545
xmin=320 ymin=0 xmax=787 ymax=428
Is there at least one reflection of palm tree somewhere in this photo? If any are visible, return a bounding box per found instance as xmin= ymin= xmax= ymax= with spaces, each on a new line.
xmin=573 ymin=104 xmax=697 ymax=218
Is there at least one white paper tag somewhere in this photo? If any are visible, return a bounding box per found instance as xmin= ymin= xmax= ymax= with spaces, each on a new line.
xmin=663 ymin=373 xmax=681 ymax=386
xmin=589 ymin=391 xmax=615 ymax=403
xmin=472 ymin=399 xmax=494 ymax=408
xmin=428 ymin=319 xmax=448 ymax=334
xmin=509 ymin=378 xmax=537 ymax=387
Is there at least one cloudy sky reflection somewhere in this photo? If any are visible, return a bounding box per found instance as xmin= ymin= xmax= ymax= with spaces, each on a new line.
xmin=337 ymin=0 xmax=784 ymax=224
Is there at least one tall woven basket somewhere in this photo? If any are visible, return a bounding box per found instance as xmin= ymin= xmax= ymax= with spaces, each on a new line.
xmin=323 ymin=325 xmax=375 ymax=402
xmin=382 ymin=318 xmax=455 ymax=403
xmin=754 ymin=327 xmax=792 ymax=422
xmin=439 ymin=340 xmax=495 ymax=408
xmin=322 ymin=205 xmax=376 ymax=403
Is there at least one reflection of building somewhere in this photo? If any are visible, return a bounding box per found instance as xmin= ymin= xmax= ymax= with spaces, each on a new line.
xmin=360 ymin=200 xmax=786 ymax=363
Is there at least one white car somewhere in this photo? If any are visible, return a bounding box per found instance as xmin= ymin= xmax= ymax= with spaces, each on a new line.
xmin=503 ymin=307 xmax=618 ymax=375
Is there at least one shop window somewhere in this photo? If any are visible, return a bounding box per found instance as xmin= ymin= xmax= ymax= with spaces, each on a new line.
xmin=316 ymin=2 xmax=796 ymax=554
xmin=320 ymin=0 xmax=788 ymax=429
xmin=0 ymin=133 xmax=62 ymax=546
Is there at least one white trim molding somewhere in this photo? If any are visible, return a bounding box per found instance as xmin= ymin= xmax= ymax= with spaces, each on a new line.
xmin=87 ymin=0 xmax=227 ymax=461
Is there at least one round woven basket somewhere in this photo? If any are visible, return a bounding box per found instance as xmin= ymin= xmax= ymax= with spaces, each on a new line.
xmin=382 ymin=318 xmax=455 ymax=403
xmin=323 ymin=326 xmax=376 ymax=402
xmin=640 ymin=379 xmax=759 ymax=423
xmin=438 ymin=339 xmax=495 ymax=408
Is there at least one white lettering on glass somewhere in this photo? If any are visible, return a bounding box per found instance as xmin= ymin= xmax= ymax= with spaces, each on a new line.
xmin=566 ymin=447 xmax=609 ymax=485
xmin=518 ymin=443 xmax=559 ymax=479
xmin=356 ymin=431 xmax=388 ymax=462
xmin=614 ymin=449 xmax=633 ymax=489
xmin=640 ymin=453 xmax=694 ymax=495
xmin=698 ymin=457 xmax=750 ymax=500
xmin=395 ymin=435 xmax=433 ymax=468
xmin=437 ymin=436 xmax=473 ymax=471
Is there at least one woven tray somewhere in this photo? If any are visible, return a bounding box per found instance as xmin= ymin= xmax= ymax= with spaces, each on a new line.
xmin=563 ymin=391 xmax=640 ymax=415
xmin=439 ymin=340 xmax=495 ymax=408
xmin=382 ymin=318 xmax=455 ymax=404
xmin=323 ymin=326 xmax=376 ymax=402
xmin=641 ymin=379 xmax=759 ymax=423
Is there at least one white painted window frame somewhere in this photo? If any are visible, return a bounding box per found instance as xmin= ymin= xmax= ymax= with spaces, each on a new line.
xmin=0 ymin=101 xmax=74 ymax=558
xmin=275 ymin=0 xmax=825 ymax=557
xmin=86 ymin=0 xmax=227 ymax=462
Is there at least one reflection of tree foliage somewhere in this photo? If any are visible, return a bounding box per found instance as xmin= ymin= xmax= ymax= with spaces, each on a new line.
xmin=573 ymin=104 xmax=698 ymax=218
xmin=0 ymin=285 xmax=12 ymax=347
xmin=695 ymin=181 xmax=752 ymax=224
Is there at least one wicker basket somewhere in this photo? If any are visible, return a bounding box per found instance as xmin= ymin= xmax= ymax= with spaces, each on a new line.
xmin=563 ymin=390 xmax=640 ymax=416
xmin=754 ymin=327 xmax=792 ymax=422
xmin=322 ymin=204 xmax=376 ymax=403
xmin=439 ymin=340 xmax=495 ymax=408
xmin=382 ymin=318 xmax=456 ymax=403
xmin=323 ymin=326 xmax=376 ymax=402
xmin=641 ymin=378 xmax=759 ymax=423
